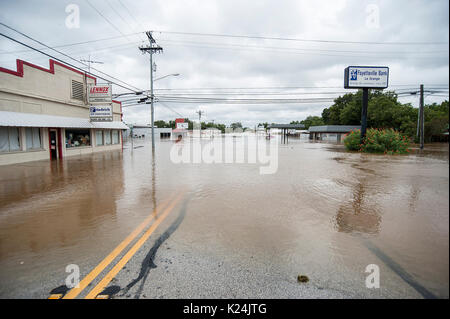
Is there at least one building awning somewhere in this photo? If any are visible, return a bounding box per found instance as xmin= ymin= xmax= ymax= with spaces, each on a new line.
xmin=268 ymin=124 xmax=305 ymax=129
xmin=0 ymin=111 xmax=128 ymax=129
xmin=308 ymin=125 xmax=361 ymax=133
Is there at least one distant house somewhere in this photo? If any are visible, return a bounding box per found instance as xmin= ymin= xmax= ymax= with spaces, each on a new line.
xmin=125 ymin=125 xmax=172 ymax=140
xmin=308 ymin=125 xmax=361 ymax=142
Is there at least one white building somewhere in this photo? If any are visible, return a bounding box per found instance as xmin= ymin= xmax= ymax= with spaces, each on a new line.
xmin=0 ymin=58 xmax=128 ymax=165
xmin=124 ymin=125 xmax=173 ymax=140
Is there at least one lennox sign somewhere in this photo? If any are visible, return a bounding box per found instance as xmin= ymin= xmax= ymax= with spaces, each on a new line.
xmin=87 ymin=84 xmax=112 ymax=103
xmin=344 ymin=66 xmax=389 ymax=89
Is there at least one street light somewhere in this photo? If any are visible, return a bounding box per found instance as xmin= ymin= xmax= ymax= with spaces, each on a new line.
xmin=154 ymin=73 xmax=180 ymax=82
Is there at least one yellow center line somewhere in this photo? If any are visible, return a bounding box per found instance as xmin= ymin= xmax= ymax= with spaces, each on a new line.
xmin=62 ymin=194 xmax=176 ymax=299
xmin=84 ymin=192 xmax=185 ymax=299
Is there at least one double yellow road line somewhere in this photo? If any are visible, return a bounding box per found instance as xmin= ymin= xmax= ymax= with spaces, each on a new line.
xmin=54 ymin=192 xmax=184 ymax=299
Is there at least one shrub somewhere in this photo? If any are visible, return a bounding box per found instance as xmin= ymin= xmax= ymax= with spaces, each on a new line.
xmin=343 ymin=129 xmax=362 ymax=151
xmin=344 ymin=128 xmax=410 ymax=154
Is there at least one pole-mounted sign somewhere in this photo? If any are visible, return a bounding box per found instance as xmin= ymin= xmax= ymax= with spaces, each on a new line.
xmin=89 ymin=105 xmax=113 ymax=121
xmin=87 ymin=84 xmax=112 ymax=103
xmin=175 ymin=118 xmax=188 ymax=129
xmin=344 ymin=66 xmax=389 ymax=143
xmin=344 ymin=66 xmax=389 ymax=89
xmin=88 ymin=83 xmax=113 ymax=122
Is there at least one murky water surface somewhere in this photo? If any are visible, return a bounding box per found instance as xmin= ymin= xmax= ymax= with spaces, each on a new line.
xmin=0 ymin=137 xmax=448 ymax=298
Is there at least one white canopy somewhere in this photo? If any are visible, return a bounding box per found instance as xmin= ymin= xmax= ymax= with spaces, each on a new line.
xmin=0 ymin=111 xmax=128 ymax=130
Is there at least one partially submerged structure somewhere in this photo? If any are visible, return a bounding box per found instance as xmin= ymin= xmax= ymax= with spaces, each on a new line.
xmin=308 ymin=125 xmax=361 ymax=142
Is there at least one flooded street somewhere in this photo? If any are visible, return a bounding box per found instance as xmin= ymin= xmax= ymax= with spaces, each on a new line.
xmin=0 ymin=137 xmax=448 ymax=298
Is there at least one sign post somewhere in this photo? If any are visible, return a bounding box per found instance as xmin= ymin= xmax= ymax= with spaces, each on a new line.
xmin=344 ymin=66 xmax=389 ymax=144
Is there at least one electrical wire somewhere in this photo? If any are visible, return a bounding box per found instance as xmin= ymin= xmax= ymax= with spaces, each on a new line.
xmin=0 ymin=22 xmax=143 ymax=92
xmin=0 ymin=31 xmax=142 ymax=93
xmin=154 ymin=30 xmax=448 ymax=45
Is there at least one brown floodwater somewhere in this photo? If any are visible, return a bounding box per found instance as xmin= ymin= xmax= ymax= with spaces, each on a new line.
xmin=0 ymin=136 xmax=448 ymax=298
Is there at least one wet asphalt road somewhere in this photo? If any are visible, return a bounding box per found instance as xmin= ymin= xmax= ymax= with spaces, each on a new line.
xmin=0 ymin=136 xmax=448 ymax=298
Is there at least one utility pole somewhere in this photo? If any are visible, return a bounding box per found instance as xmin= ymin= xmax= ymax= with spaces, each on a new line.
xmin=139 ymin=31 xmax=163 ymax=149
xmin=196 ymin=109 xmax=205 ymax=123
xmin=419 ymin=84 xmax=424 ymax=150
xmin=195 ymin=110 xmax=205 ymax=134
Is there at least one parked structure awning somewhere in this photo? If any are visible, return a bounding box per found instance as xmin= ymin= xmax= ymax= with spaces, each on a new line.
xmin=91 ymin=121 xmax=129 ymax=130
xmin=308 ymin=125 xmax=361 ymax=133
xmin=0 ymin=111 xmax=128 ymax=129
xmin=268 ymin=124 xmax=305 ymax=129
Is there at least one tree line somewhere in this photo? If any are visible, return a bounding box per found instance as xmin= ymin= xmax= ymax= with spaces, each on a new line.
xmin=291 ymin=90 xmax=448 ymax=142
xmin=154 ymin=90 xmax=448 ymax=142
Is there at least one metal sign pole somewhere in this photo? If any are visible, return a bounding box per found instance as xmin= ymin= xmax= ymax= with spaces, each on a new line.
xmin=360 ymin=88 xmax=369 ymax=144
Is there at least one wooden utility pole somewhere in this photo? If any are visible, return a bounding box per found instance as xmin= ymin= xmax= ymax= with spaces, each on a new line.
xmin=139 ymin=31 xmax=163 ymax=149
xmin=419 ymin=84 xmax=424 ymax=150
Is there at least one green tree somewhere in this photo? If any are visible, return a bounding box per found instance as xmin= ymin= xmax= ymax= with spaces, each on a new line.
xmin=230 ymin=122 xmax=243 ymax=130
xmin=299 ymin=116 xmax=324 ymax=129
xmin=424 ymin=100 xmax=449 ymax=142
xmin=154 ymin=120 xmax=169 ymax=128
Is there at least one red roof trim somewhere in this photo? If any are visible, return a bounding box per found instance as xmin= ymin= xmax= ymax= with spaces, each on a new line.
xmin=0 ymin=58 xmax=97 ymax=83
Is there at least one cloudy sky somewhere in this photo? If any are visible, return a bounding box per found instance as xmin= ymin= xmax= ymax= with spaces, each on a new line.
xmin=0 ymin=0 xmax=448 ymax=127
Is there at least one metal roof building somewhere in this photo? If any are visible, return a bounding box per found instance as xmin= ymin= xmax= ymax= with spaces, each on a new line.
xmin=308 ymin=125 xmax=361 ymax=142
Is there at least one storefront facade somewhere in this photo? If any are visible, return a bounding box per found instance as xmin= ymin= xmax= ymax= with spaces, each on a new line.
xmin=0 ymin=58 xmax=127 ymax=165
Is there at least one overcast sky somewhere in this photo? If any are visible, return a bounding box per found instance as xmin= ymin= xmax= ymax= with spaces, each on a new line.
xmin=0 ymin=0 xmax=448 ymax=127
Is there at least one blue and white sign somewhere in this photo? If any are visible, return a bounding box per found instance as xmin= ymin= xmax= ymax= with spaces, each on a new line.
xmin=90 ymin=105 xmax=113 ymax=122
xmin=344 ymin=66 xmax=389 ymax=89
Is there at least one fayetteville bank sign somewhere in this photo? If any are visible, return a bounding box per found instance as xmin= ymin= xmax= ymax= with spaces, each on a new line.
xmin=344 ymin=66 xmax=389 ymax=89
xmin=344 ymin=65 xmax=389 ymax=143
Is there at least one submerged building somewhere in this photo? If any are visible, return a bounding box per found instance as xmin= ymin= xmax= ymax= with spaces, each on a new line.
xmin=0 ymin=59 xmax=128 ymax=165
xmin=309 ymin=125 xmax=361 ymax=142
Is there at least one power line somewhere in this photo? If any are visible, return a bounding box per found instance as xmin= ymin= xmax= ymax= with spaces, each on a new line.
xmin=0 ymin=33 xmax=143 ymax=55
xmin=154 ymin=30 xmax=448 ymax=45
xmin=154 ymin=99 xmax=184 ymax=117
xmin=0 ymin=22 xmax=144 ymax=92
xmin=158 ymin=43 xmax=446 ymax=59
xmin=0 ymin=28 xmax=141 ymax=93
xmin=106 ymin=0 xmax=147 ymax=43
xmin=158 ymin=38 xmax=448 ymax=55
xmin=85 ymin=0 xmax=134 ymax=43
xmin=159 ymin=39 xmax=449 ymax=58
xmin=116 ymin=0 xmax=147 ymax=42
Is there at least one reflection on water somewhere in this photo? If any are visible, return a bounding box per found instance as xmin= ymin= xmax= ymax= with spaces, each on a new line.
xmin=0 ymin=137 xmax=448 ymax=298
xmin=335 ymin=181 xmax=382 ymax=235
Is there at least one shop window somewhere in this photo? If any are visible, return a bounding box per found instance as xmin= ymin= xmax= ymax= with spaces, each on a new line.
xmin=112 ymin=130 xmax=120 ymax=144
xmin=66 ymin=129 xmax=91 ymax=148
xmin=0 ymin=127 xmax=21 ymax=152
xmin=104 ymin=130 xmax=112 ymax=145
xmin=96 ymin=130 xmax=104 ymax=146
xmin=25 ymin=127 xmax=42 ymax=150
xmin=160 ymin=132 xmax=171 ymax=139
